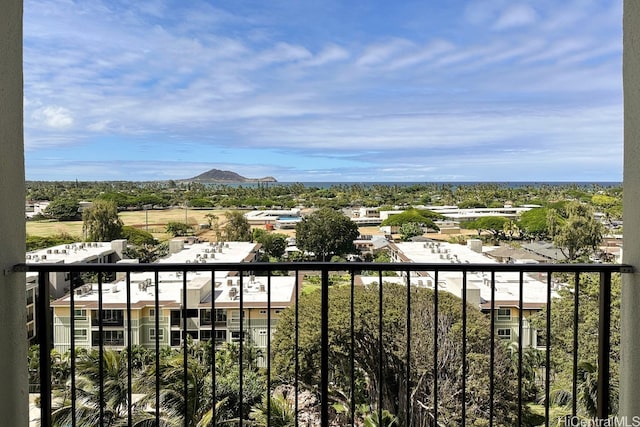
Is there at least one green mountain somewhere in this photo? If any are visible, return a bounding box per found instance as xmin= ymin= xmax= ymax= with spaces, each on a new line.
xmin=188 ymin=168 xmax=277 ymax=183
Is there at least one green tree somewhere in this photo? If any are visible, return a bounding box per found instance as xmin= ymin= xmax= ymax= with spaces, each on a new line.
xmin=399 ymin=222 xmax=423 ymax=241
xmin=271 ymin=283 xmax=517 ymax=425
xmin=51 ymin=349 xmax=139 ymax=426
xmin=223 ymin=211 xmax=252 ymax=241
xmin=26 ymin=233 xmax=77 ymax=251
xmin=44 ymin=198 xmax=80 ymax=221
xmin=121 ymin=226 xmax=156 ymax=246
xmin=531 ymin=274 xmax=620 ymax=417
xmin=552 ymin=202 xmax=604 ymax=262
xmin=249 ymin=389 xmax=297 ymax=427
xmin=82 ymin=199 xmax=123 ymax=242
xmin=502 ymin=219 xmax=520 ymax=241
xmin=463 ymin=216 xmax=509 ymax=241
xmin=295 ymin=208 xmax=359 ymax=261
xmin=166 ymin=221 xmax=192 ymax=237
xmin=379 ymin=208 xmax=441 ymax=230
xmin=255 ymin=231 xmax=288 ymax=259
xmin=518 ymin=208 xmax=550 ymax=240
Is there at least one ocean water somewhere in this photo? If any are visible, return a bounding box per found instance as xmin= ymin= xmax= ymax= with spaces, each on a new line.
xmin=206 ymin=181 xmax=622 ymax=189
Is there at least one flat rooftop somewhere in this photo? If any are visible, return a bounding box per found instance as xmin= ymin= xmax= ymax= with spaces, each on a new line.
xmin=383 ymin=241 xmax=553 ymax=307
xmin=27 ymin=242 xmax=115 ymax=264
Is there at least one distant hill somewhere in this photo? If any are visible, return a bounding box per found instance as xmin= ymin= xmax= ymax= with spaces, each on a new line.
xmin=187 ymin=168 xmax=277 ymax=183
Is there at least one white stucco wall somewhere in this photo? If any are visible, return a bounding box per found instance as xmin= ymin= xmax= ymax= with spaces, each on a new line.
xmin=0 ymin=0 xmax=27 ymax=425
xmin=622 ymin=0 xmax=640 ymax=417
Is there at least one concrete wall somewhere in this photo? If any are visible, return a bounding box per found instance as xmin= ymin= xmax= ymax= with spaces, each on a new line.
xmin=0 ymin=0 xmax=27 ymax=424
xmin=622 ymin=0 xmax=640 ymax=417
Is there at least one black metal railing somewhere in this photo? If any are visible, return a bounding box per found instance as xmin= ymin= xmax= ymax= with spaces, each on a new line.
xmin=18 ymin=261 xmax=631 ymax=427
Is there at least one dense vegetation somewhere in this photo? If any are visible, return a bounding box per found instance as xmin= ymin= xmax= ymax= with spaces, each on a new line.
xmin=26 ymin=181 xmax=623 ymax=423
xmin=27 ymin=181 xmax=623 ymax=218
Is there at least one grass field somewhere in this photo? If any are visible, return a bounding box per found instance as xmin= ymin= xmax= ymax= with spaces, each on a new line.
xmin=26 ymin=208 xmax=229 ymax=241
xmin=26 ymin=208 xmax=465 ymax=243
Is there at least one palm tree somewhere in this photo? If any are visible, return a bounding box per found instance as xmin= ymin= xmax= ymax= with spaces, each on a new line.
xmin=249 ymin=390 xmax=296 ymax=427
xmin=50 ymin=348 xmax=136 ymax=426
xmin=137 ymin=350 xmax=213 ymax=427
xmin=76 ymin=349 xmax=132 ymax=420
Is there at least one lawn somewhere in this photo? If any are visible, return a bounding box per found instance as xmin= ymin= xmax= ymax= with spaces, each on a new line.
xmin=26 ymin=208 xmax=229 ymax=241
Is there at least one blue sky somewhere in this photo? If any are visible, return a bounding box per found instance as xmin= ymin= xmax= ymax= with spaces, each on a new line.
xmin=23 ymin=0 xmax=622 ymax=182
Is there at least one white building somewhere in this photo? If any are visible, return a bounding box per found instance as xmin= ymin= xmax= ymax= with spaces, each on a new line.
xmin=359 ymin=240 xmax=554 ymax=348
xmin=50 ymin=241 xmax=296 ymax=357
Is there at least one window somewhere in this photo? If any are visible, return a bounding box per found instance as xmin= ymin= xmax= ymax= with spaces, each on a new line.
xmin=74 ymin=309 xmax=87 ymax=320
xmin=274 ymin=309 xmax=282 ymax=315
xmin=171 ymin=331 xmax=181 ymax=346
xmin=101 ymin=309 xmax=124 ymax=324
xmin=231 ymin=331 xmax=245 ymax=342
xmin=497 ymin=308 xmax=511 ymax=320
xmin=258 ymin=330 xmax=268 ymax=336
xmin=201 ymin=309 xmax=212 ymax=324
xmin=259 ymin=310 xmax=267 ymax=315
xmin=149 ymin=328 xmax=164 ymax=341
xmin=230 ymin=310 xmax=245 ymax=322
xmin=497 ymin=328 xmax=512 ymax=340
xmin=215 ymin=330 xmax=227 ymax=341
xmin=215 ymin=309 xmax=227 ymax=322
xmin=92 ymin=330 xmax=124 ymax=346
xmin=149 ymin=308 xmax=155 ymax=318
xmin=202 ymin=330 xmax=227 ymax=343
xmin=74 ymin=329 xmax=88 ymax=340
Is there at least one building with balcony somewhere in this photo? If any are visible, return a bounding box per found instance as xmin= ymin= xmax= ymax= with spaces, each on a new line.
xmin=27 ymin=240 xmax=126 ymax=298
xmin=383 ymin=240 xmax=553 ymax=348
xmin=50 ymin=272 xmax=296 ymax=356
xmin=48 ymin=240 xmax=293 ymax=356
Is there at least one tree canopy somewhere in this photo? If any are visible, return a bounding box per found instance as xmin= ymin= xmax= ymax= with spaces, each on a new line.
xmin=253 ymin=229 xmax=288 ymax=259
xmin=531 ymin=273 xmax=620 ymax=417
xmin=380 ymin=208 xmax=441 ymax=230
xmin=463 ymin=216 xmax=509 ymax=240
xmin=271 ymin=283 xmax=518 ymax=425
xmin=552 ymin=202 xmax=604 ymax=262
xmin=82 ymin=200 xmax=123 ymax=242
xmin=223 ymin=211 xmax=252 ymax=241
xmin=120 ymin=226 xmax=156 ymax=246
xmin=295 ymin=208 xmax=359 ymax=261
xmin=44 ymin=198 xmax=80 ymax=221
xmin=518 ymin=207 xmax=550 ymax=240
xmin=165 ymin=221 xmax=192 ymax=237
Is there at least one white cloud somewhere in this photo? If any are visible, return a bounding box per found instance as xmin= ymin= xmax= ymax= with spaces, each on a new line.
xmin=492 ymin=4 xmax=538 ymax=30
xmin=21 ymin=0 xmax=622 ymax=181
xmin=33 ymin=106 xmax=74 ymax=129
xmin=356 ymin=38 xmax=415 ymax=67
xmin=386 ymin=39 xmax=455 ymax=70
xmin=303 ymin=44 xmax=350 ymax=67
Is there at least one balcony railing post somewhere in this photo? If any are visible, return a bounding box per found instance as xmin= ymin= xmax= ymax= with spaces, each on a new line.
xmin=321 ymin=268 xmax=329 ymax=427
xmin=597 ymin=270 xmax=612 ymax=420
xmin=23 ymin=260 xmax=631 ymax=426
xmin=38 ymin=271 xmax=52 ymax=427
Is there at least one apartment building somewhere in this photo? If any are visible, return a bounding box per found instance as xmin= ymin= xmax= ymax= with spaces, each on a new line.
xmin=50 ymin=241 xmax=296 ymax=355
xmin=365 ymin=240 xmax=553 ymax=348
xmin=50 ymin=273 xmax=296 ymax=354
xmin=24 ymin=240 xmax=126 ymax=343
xmin=27 ymin=240 xmax=126 ymax=298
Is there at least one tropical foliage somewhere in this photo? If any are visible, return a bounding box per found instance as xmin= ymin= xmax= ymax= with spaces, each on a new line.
xmin=295 ymin=207 xmax=359 ymax=261
xmin=271 ymin=282 xmax=518 ymax=426
xmin=82 ymin=199 xmax=124 ymax=242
